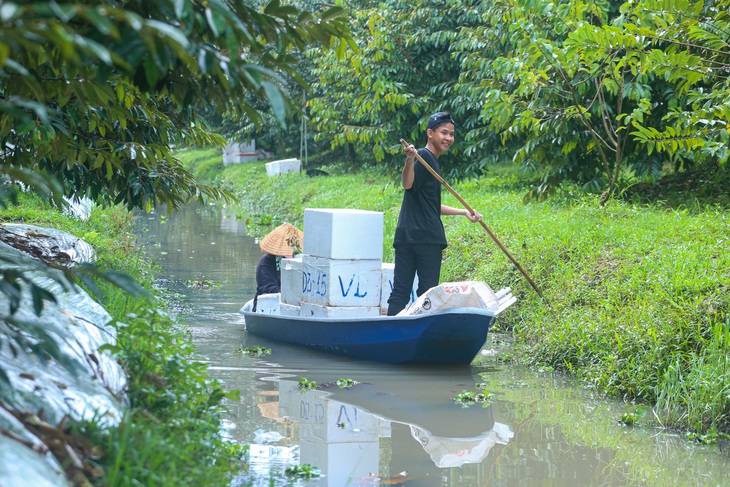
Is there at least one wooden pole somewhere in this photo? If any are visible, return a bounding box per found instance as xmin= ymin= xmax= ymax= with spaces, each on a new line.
xmin=399 ymin=138 xmax=543 ymax=297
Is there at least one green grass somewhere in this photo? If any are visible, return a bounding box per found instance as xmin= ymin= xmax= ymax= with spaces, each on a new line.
xmin=175 ymin=147 xmax=227 ymax=184
xmin=179 ymin=147 xmax=730 ymax=436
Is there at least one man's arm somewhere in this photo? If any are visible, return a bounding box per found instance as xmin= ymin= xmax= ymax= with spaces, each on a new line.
xmin=441 ymin=204 xmax=483 ymax=222
xmin=402 ymin=144 xmax=417 ymax=189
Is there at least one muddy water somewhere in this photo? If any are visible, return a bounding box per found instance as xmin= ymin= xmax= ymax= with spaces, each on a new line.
xmin=133 ymin=204 xmax=729 ymax=487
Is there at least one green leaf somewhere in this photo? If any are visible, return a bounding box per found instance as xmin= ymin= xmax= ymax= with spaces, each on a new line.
xmin=204 ymin=8 xmax=226 ymax=38
xmin=173 ymin=0 xmax=189 ymax=19
xmin=264 ymin=0 xmax=282 ymax=16
xmin=320 ymin=6 xmax=345 ymax=21
xmin=30 ymin=284 xmax=56 ymax=316
xmin=80 ymin=7 xmax=116 ymax=36
xmin=144 ymin=58 xmax=159 ymax=87
xmin=144 ymin=19 xmax=190 ymax=48
xmin=262 ymin=81 xmax=286 ymax=123
xmin=77 ymin=264 xmax=151 ymax=301
xmin=76 ymin=37 xmax=113 ymax=65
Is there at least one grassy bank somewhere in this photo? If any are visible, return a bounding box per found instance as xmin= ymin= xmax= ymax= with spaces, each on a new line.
xmin=181 ymin=147 xmax=729 ymax=438
xmin=1 ymin=193 xmax=243 ymax=486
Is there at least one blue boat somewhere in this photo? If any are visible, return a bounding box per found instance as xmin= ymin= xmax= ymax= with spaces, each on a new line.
xmin=241 ymin=307 xmax=495 ymax=365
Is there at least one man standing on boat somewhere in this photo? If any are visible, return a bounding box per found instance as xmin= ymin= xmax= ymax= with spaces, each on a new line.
xmin=387 ymin=111 xmax=483 ymax=316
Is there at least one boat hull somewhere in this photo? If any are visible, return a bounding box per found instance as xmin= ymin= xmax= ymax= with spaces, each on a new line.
xmin=242 ymin=307 xmax=495 ymax=364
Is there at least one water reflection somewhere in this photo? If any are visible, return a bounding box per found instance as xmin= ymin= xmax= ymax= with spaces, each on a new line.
xmin=234 ymin=350 xmax=515 ymax=486
xmin=275 ymin=377 xmax=510 ymax=483
xmin=134 ymin=204 xmax=730 ymax=487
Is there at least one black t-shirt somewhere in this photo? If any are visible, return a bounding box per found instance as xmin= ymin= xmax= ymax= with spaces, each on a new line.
xmin=393 ymin=148 xmax=447 ymax=248
xmin=256 ymin=253 xmax=281 ymax=294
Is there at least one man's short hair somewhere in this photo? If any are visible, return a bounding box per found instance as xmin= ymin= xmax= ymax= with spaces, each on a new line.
xmin=427 ymin=111 xmax=455 ymax=131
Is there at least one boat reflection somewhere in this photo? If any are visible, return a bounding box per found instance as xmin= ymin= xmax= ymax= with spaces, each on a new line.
xmin=249 ymin=357 xmax=513 ymax=486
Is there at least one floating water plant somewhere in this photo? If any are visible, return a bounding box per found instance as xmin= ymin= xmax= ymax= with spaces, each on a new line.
xmin=239 ymin=346 xmax=271 ymax=357
xmin=453 ymin=389 xmax=495 ymax=408
xmin=285 ymin=463 xmax=321 ymax=478
xmin=685 ymin=428 xmax=730 ymax=447
xmin=620 ymin=405 xmax=648 ymax=426
xmin=337 ymin=378 xmax=358 ymax=389
xmin=298 ymin=377 xmax=317 ymax=391
xmin=184 ymin=279 xmax=219 ymax=289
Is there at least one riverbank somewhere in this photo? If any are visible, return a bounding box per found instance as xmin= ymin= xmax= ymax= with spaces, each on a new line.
xmin=0 ymin=193 xmax=243 ymax=486
xmin=181 ymin=147 xmax=729 ymax=439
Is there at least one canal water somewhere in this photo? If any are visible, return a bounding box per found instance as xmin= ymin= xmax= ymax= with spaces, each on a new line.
xmin=133 ymin=204 xmax=729 ymax=487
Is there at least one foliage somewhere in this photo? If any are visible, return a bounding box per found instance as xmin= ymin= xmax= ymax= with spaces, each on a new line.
xmin=0 ymin=0 xmax=353 ymax=212
xmin=686 ymin=428 xmax=730 ymax=447
xmin=451 ymin=0 xmax=631 ymax=202
xmin=620 ymin=405 xmax=649 ymax=426
xmin=625 ymin=1 xmax=730 ymax=160
xmin=184 ymin=278 xmax=220 ymax=289
xmin=449 ymin=0 xmax=730 ymax=202
xmin=201 ymin=0 xmax=352 ymax=163
xmin=307 ymin=0 xmax=485 ymax=175
xmin=655 ymin=318 xmax=730 ymax=432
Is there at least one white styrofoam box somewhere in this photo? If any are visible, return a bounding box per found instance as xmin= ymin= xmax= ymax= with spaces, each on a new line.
xmin=279 ymin=303 xmax=300 ymax=317
xmin=303 ymin=208 xmax=384 ymax=260
xmin=300 ymin=302 xmax=380 ymax=319
xmin=496 ymin=293 xmax=517 ymax=315
xmin=265 ymin=158 xmax=300 ymax=176
xmin=299 ymin=441 xmax=379 ymax=486
xmin=223 ymin=140 xmax=257 ymax=165
xmin=278 ymin=380 xmax=380 ymax=444
xmin=301 ymin=255 xmax=382 ymax=307
xmin=379 ymin=263 xmax=419 ymax=314
xmin=280 ymin=255 xmax=303 ymax=305
xmin=278 ymin=382 xmax=382 ymax=484
xmin=254 ymin=293 xmax=280 ymax=314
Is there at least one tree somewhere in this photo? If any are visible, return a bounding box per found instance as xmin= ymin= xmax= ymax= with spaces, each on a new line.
xmin=451 ymin=0 xmax=730 ymax=203
xmin=0 ymin=0 xmax=353 ymax=211
xmin=626 ymin=0 xmax=730 ymax=166
xmin=307 ymin=0 xmax=485 ymax=176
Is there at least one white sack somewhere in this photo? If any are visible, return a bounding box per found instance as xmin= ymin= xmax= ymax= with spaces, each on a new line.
xmin=398 ymin=281 xmax=516 ymax=316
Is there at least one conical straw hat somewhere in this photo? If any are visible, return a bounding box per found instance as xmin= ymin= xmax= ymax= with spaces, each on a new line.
xmin=259 ymin=222 xmax=304 ymax=256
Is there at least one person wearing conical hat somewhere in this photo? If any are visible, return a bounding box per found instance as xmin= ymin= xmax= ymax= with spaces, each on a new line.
xmin=253 ymin=222 xmax=303 ymax=311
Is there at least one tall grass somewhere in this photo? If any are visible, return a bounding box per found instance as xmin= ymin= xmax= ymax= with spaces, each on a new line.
xmin=656 ymin=318 xmax=730 ymax=431
xmin=179 ymin=148 xmax=730 ymax=436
